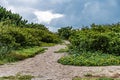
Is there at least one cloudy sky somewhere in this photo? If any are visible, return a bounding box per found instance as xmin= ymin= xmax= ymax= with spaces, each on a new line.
xmin=0 ymin=0 xmax=120 ymax=31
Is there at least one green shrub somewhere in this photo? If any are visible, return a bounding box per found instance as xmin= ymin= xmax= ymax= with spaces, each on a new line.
xmin=0 ymin=33 xmax=17 ymax=47
xmin=0 ymin=25 xmax=61 ymax=49
xmin=69 ymin=24 xmax=120 ymax=55
xmin=0 ymin=6 xmax=61 ymax=49
xmin=58 ymin=52 xmax=120 ymax=66
xmin=90 ymin=34 xmax=110 ymax=53
xmin=58 ymin=23 xmax=120 ymax=66
xmin=58 ymin=26 xmax=74 ymax=40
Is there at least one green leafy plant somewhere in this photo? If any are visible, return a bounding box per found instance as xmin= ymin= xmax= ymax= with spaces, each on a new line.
xmin=69 ymin=23 xmax=120 ymax=55
xmin=58 ymin=26 xmax=74 ymax=40
xmin=0 ymin=74 xmax=34 ymax=80
xmin=0 ymin=43 xmax=13 ymax=59
xmin=98 ymin=77 xmax=114 ymax=80
xmin=58 ymin=52 xmax=120 ymax=66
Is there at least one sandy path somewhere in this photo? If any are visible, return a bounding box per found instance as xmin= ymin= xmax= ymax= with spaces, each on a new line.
xmin=0 ymin=43 xmax=120 ymax=80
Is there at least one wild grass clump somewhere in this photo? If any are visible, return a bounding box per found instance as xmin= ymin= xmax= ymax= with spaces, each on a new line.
xmin=0 ymin=46 xmax=45 ymax=64
xmin=0 ymin=74 xmax=34 ymax=80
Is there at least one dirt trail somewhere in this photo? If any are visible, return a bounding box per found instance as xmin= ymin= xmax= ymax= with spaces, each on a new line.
xmin=0 ymin=42 xmax=120 ymax=80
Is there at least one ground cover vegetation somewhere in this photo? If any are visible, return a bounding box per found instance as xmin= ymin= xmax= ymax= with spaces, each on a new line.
xmin=0 ymin=73 xmax=34 ymax=80
xmin=72 ymin=77 xmax=119 ymax=80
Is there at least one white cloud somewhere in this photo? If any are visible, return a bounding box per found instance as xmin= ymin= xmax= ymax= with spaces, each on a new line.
xmin=47 ymin=26 xmax=59 ymax=32
xmin=34 ymin=10 xmax=64 ymax=24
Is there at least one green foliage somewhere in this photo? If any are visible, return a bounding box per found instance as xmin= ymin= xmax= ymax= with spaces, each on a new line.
xmin=41 ymin=43 xmax=55 ymax=47
xmin=0 ymin=25 xmax=61 ymax=48
xmin=0 ymin=6 xmax=27 ymax=27
xmin=0 ymin=43 xmax=13 ymax=58
xmin=0 ymin=74 xmax=34 ymax=80
xmin=98 ymin=77 xmax=114 ymax=80
xmin=0 ymin=6 xmax=61 ymax=48
xmin=58 ymin=26 xmax=74 ymax=39
xmin=58 ymin=52 xmax=120 ymax=66
xmin=72 ymin=77 xmax=116 ymax=80
xmin=54 ymin=47 xmax=68 ymax=53
xmin=0 ymin=6 xmax=61 ymax=64
xmin=0 ymin=46 xmax=45 ymax=64
xmin=58 ymin=23 xmax=120 ymax=66
xmin=26 ymin=23 xmax=48 ymax=31
xmin=41 ymin=32 xmax=61 ymax=43
xmin=13 ymin=46 xmax=45 ymax=57
xmin=69 ymin=23 xmax=120 ymax=55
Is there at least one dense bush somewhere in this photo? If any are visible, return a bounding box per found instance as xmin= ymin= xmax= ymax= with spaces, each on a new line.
xmin=58 ymin=23 xmax=120 ymax=66
xmin=69 ymin=23 xmax=120 ymax=55
xmin=0 ymin=6 xmax=61 ymax=48
xmin=0 ymin=25 xmax=61 ymax=49
xmin=26 ymin=23 xmax=48 ymax=31
xmin=58 ymin=26 xmax=74 ymax=39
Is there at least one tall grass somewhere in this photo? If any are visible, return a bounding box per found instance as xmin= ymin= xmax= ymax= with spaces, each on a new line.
xmin=0 ymin=43 xmax=13 ymax=58
xmin=0 ymin=73 xmax=34 ymax=80
xmin=0 ymin=46 xmax=45 ymax=65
